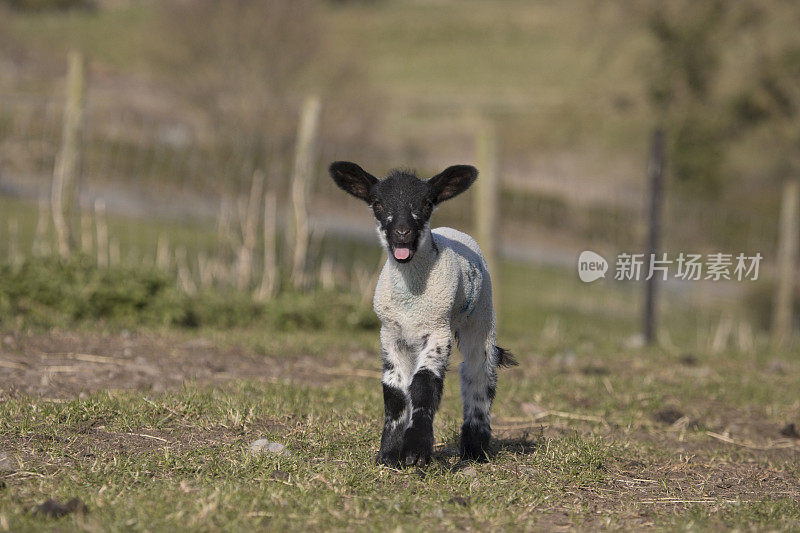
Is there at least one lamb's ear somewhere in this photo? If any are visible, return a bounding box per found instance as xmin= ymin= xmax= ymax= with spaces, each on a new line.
xmin=428 ymin=165 xmax=478 ymax=204
xmin=329 ymin=161 xmax=379 ymax=203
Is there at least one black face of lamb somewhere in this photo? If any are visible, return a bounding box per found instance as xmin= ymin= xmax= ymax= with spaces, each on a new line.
xmin=370 ymin=172 xmax=433 ymax=263
xmin=328 ymin=161 xmax=478 ymax=264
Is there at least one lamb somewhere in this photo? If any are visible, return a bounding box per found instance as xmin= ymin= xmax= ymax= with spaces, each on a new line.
xmin=329 ymin=161 xmax=517 ymax=467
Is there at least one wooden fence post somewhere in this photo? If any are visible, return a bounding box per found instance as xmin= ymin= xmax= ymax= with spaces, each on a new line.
xmin=94 ymin=198 xmax=108 ymax=268
xmin=33 ymin=196 xmax=50 ymax=256
xmin=256 ymin=187 xmax=278 ymax=301
xmin=236 ymin=170 xmax=264 ymax=291
xmin=175 ymin=247 xmax=196 ymax=295
xmin=8 ymin=217 xmax=20 ymax=267
xmin=52 ymin=50 xmax=86 ymax=258
xmin=772 ymin=177 xmax=799 ymax=348
xmin=475 ymin=121 xmax=501 ymax=311
xmin=156 ymin=235 xmax=170 ymax=272
xmin=289 ymin=95 xmax=322 ymax=290
xmin=643 ymin=128 xmax=665 ymax=346
xmin=80 ymin=208 xmax=93 ymax=255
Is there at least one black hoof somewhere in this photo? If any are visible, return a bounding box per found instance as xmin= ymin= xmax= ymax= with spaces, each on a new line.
xmin=401 ymin=426 xmax=433 ymax=467
xmin=403 ymin=450 xmax=431 ymax=467
xmin=376 ymin=450 xmax=402 ymax=468
xmin=460 ymin=423 xmax=491 ymax=462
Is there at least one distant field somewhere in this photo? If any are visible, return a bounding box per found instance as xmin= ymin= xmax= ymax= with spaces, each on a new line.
xmin=3 ymin=1 xmax=786 ymax=241
xmin=4 ymin=1 xmax=653 ymax=194
xmin=325 ymin=0 xmax=652 ymax=154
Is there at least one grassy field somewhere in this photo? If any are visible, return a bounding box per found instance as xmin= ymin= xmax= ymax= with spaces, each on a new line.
xmin=1 ymin=249 xmax=798 ymax=530
xmin=1 ymin=2 xmax=798 ymax=530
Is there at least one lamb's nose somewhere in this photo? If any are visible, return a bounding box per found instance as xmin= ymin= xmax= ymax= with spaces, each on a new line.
xmin=394 ymin=227 xmax=411 ymax=238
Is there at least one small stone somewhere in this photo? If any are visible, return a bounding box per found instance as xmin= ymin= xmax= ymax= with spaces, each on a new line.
xmin=0 ymin=452 xmax=16 ymax=472
xmin=266 ymin=442 xmax=286 ymax=454
xmin=250 ymin=438 xmax=269 ymax=450
xmin=250 ymin=439 xmax=290 ymax=456
xmin=460 ymin=466 xmax=478 ymax=477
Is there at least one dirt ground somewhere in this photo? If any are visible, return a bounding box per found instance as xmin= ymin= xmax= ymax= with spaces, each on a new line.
xmin=1 ymin=330 xmax=799 ymax=529
xmin=0 ymin=329 xmax=377 ymax=399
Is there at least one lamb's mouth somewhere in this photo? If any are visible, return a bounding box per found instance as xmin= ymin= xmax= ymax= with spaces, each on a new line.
xmin=391 ymin=245 xmax=415 ymax=263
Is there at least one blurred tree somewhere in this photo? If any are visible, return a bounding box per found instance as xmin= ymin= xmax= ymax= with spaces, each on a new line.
xmin=732 ymin=3 xmax=800 ymax=173
xmin=730 ymin=1 xmax=800 ymax=342
xmin=638 ymin=0 xmax=739 ymax=199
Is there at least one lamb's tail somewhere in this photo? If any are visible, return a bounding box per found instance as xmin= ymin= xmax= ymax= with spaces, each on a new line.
xmin=494 ymin=345 xmax=518 ymax=368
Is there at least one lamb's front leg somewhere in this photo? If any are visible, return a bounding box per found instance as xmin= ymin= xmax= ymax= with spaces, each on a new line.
xmin=377 ymin=327 xmax=410 ymax=467
xmin=401 ymin=330 xmax=451 ymax=467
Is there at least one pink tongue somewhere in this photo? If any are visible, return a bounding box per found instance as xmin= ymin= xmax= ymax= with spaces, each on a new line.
xmin=394 ymin=247 xmax=410 ymax=260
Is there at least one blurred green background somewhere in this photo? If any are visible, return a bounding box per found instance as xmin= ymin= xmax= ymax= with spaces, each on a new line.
xmin=0 ymin=0 xmax=798 ymax=348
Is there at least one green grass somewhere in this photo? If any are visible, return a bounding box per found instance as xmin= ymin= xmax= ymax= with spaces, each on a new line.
xmin=8 ymin=4 xmax=155 ymax=73
xmin=323 ymin=0 xmax=653 ymax=155
xmin=0 ymin=212 xmax=796 ymax=529
xmin=2 ymin=340 xmax=799 ymax=531
xmin=0 ymin=382 xmax=610 ymax=530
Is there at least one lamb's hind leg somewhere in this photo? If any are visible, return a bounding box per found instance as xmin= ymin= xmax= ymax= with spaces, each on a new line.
xmin=458 ymin=325 xmax=500 ymax=461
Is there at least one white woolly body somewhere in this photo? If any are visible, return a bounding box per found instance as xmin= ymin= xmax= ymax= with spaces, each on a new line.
xmin=374 ymin=226 xmax=498 ymax=430
xmin=373 ymin=226 xmax=493 ymax=346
